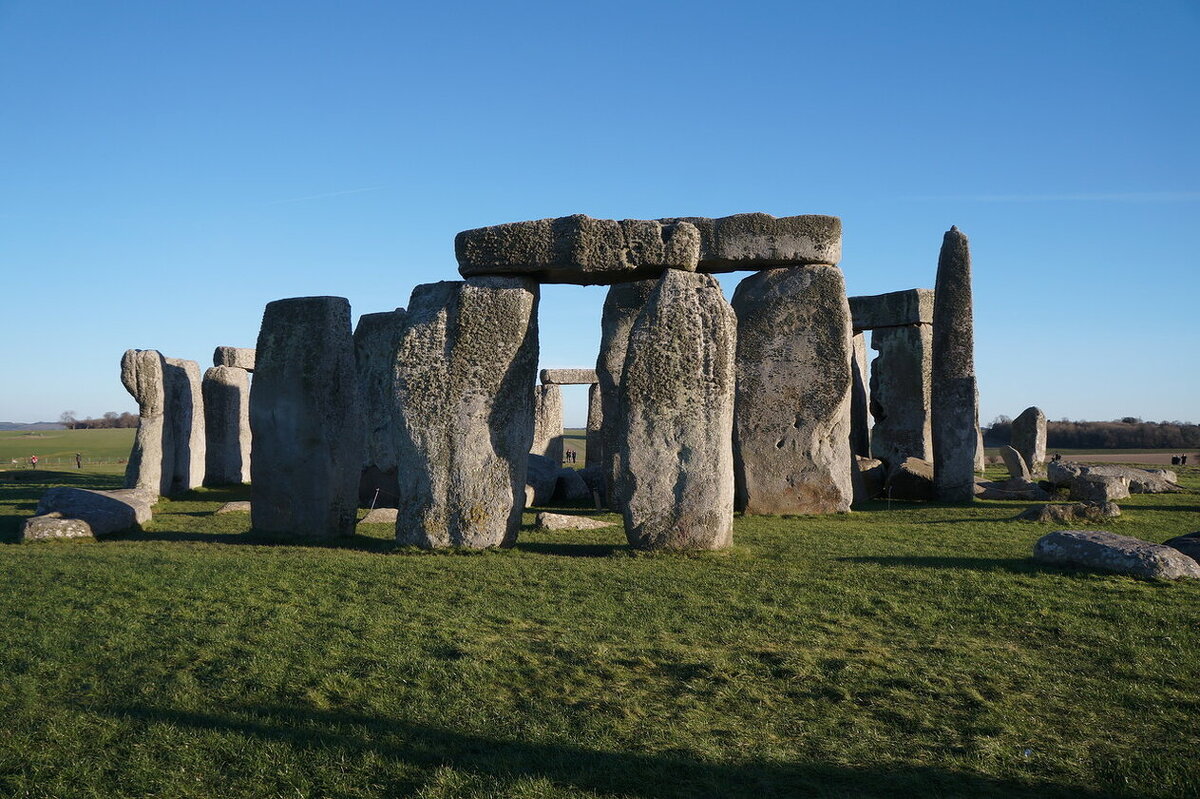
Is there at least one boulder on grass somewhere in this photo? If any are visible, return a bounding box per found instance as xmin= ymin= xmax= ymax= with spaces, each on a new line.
xmin=20 ymin=514 xmax=94 ymax=542
xmin=359 ymin=507 xmax=399 ymax=524
xmin=1084 ymin=465 xmax=1181 ymax=494
xmin=856 ymin=457 xmax=886 ymax=502
xmin=534 ymin=512 xmax=615 ymax=531
xmin=553 ymin=468 xmax=591 ymax=503
xmin=884 ymin=457 xmax=935 ymax=501
xmin=1017 ymin=502 xmax=1121 ymax=523
xmin=525 ymin=454 xmax=559 ymax=507
xmin=1033 ymin=530 xmax=1200 ymax=580
xmin=36 ymin=487 xmax=154 ymax=535
xmin=1163 ymin=532 xmax=1200 ymax=565
xmin=1069 ymin=474 xmax=1131 ymax=503
xmin=1047 ymin=460 xmax=1084 ymax=487
xmin=215 ymin=501 xmax=251 ymax=514
xmin=974 ymin=478 xmax=1051 ymax=501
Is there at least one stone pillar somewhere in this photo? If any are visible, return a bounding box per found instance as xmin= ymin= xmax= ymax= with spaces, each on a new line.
xmin=868 ymin=324 xmax=933 ymax=467
xmin=596 ymin=279 xmax=657 ymax=509
xmin=213 ymin=346 xmax=256 ymax=372
xmin=616 ymin=269 xmax=735 ymax=549
xmin=849 ymin=332 xmax=871 ymax=458
xmin=732 ymin=265 xmax=854 ymax=515
xmin=250 ymin=296 xmax=364 ymax=538
xmin=531 ymin=384 xmax=564 ymax=464
xmin=354 ymin=309 xmax=407 ymax=507
xmin=393 ymin=277 xmax=539 ymax=548
xmin=202 ymin=365 xmax=250 ymax=485
xmin=931 ymin=226 xmax=979 ymax=502
xmin=1012 ymin=406 xmax=1047 ymax=476
xmin=585 ymin=383 xmax=603 ymax=468
xmin=163 ymin=358 xmax=205 ymax=493
xmin=121 ymin=349 xmax=171 ymax=495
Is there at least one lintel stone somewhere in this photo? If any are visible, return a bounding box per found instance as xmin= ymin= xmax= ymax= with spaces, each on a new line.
xmin=540 ymin=368 xmax=598 ymax=385
xmin=849 ymin=289 xmax=934 ymax=332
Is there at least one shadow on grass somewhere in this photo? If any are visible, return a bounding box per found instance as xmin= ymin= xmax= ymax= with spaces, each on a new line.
xmin=103 ymin=527 xmax=398 ymax=554
xmin=840 ymin=555 xmax=1036 ymax=573
xmin=514 ymin=540 xmax=627 ymax=557
xmin=98 ymin=702 xmax=1116 ymax=799
xmin=0 ymin=470 xmax=129 ymax=543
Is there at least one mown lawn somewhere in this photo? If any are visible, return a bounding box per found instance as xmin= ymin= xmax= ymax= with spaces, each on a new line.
xmin=0 ymin=465 xmax=1197 ymax=798
xmin=0 ymin=428 xmax=135 ymax=468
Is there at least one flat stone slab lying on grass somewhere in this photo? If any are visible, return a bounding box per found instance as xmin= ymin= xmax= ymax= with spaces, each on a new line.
xmin=359 ymin=507 xmax=399 ymax=524
xmin=1017 ymin=502 xmax=1121 ymax=523
xmin=1033 ymin=530 xmax=1200 ymax=580
xmin=36 ymin=487 xmax=154 ymax=535
xmin=1048 ymin=461 xmax=1180 ymax=493
xmin=1163 ymin=532 xmax=1200 ymax=564
xmin=974 ymin=477 xmax=1049 ymax=501
xmin=20 ymin=513 xmax=94 ymax=542
xmin=215 ymin=501 xmax=252 ymax=514
xmin=534 ymin=512 xmax=615 ymax=531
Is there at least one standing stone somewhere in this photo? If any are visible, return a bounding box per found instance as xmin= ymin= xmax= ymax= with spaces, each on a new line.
xmin=596 ymin=279 xmax=658 ymax=508
xmin=354 ymin=308 xmax=407 ymax=506
xmin=616 ymin=269 xmax=736 ymax=549
xmin=531 ymin=384 xmax=564 ymax=464
xmin=585 ymin=382 xmax=603 ymax=468
xmin=999 ymin=445 xmax=1031 ymax=481
xmin=250 ymin=296 xmax=364 ymax=539
xmin=1012 ymin=406 xmax=1047 ymax=475
xmin=163 ymin=358 xmax=205 ymax=493
xmin=931 ymin=226 xmax=979 ymax=502
xmin=849 ymin=333 xmax=871 ymax=458
xmin=393 ymin=277 xmax=539 ymax=548
xmin=732 ymin=265 xmax=854 ymax=514
xmin=121 ymin=349 xmax=172 ymax=495
xmin=868 ymin=324 xmax=933 ymax=467
xmin=202 ymin=366 xmax=251 ymax=485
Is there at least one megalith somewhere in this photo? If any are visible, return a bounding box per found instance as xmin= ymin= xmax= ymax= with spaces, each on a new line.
xmin=868 ymin=324 xmax=933 ymax=467
xmin=163 ymin=358 xmax=205 ymax=493
xmin=250 ymin=296 xmax=364 ymax=539
xmin=354 ymin=308 xmax=407 ymax=506
xmin=121 ymin=349 xmax=172 ymax=495
xmin=393 ymin=277 xmax=539 ymax=548
xmin=931 ymin=226 xmax=979 ymax=502
xmin=202 ymin=365 xmax=251 ymax=485
xmin=732 ymin=265 xmax=854 ymax=515
xmin=1012 ymin=406 xmax=1047 ymax=475
xmin=531 ymin=383 xmax=564 ymax=464
xmin=585 ymin=382 xmax=603 ymax=468
xmin=615 ymin=269 xmax=736 ymax=549
xmin=213 ymin=346 xmax=256 ymax=372
xmin=849 ymin=333 xmax=871 ymax=458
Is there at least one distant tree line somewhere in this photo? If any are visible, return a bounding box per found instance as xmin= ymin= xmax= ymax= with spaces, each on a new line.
xmin=59 ymin=411 xmax=139 ymax=430
xmin=983 ymin=416 xmax=1200 ymax=449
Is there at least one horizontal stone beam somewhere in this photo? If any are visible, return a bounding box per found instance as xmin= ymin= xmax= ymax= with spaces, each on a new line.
xmin=848 ymin=289 xmax=933 ymax=331
xmin=213 ymin=346 xmax=255 ymax=372
xmin=456 ymin=213 xmax=841 ymax=285
xmin=540 ymin=368 xmax=598 ymax=385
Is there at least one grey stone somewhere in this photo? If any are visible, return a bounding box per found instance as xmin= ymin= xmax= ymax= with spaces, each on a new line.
xmin=215 ymin=500 xmax=251 ymax=514
xmin=1069 ymin=474 xmax=1131 ymax=503
xmin=1034 ymin=530 xmax=1200 ymax=580
xmin=540 ymin=368 xmax=598 ymax=385
xmin=974 ymin=477 xmax=1050 ymax=501
xmin=931 ymin=226 xmax=979 ymax=502
xmin=202 ymin=366 xmax=251 ymax=486
xmin=163 ymin=358 xmax=206 ymax=494
xmin=585 ymin=383 xmax=603 ymax=468
xmin=732 ymin=265 xmax=854 ymax=514
xmin=849 ymin=333 xmax=871 ymax=458
xmin=884 ymin=457 xmax=935 ymax=501
xmin=359 ymin=507 xmax=399 ymax=524
xmin=615 ymin=269 xmax=736 ymax=549
xmin=213 ymin=346 xmax=256 ymax=372
xmin=855 ymin=456 xmax=886 ymax=502
xmin=1047 ymin=460 xmax=1084 ymax=486
xmin=976 ymin=426 xmax=986 ymax=474
xmin=531 ymin=384 xmax=564 ymax=464
xmin=535 ymin=512 xmax=615 ymax=531
xmin=393 ymin=278 xmax=539 ymax=547
xmin=849 ymin=289 xmax=934 ymax=332
xmin=553 ymin=467 xmax=591 ymax=503
xmin=999 ymin=445 xmax=1031 ymax=481
xmin=1084 ymin=465 xmax=1181 ymax=494
xmin=1017 ymin=502 xmax=1121 ymax=523
xmin=1163 ymin=532 xmax=1200 ymax=564
xmin=658 ymin=213 xmax=842 ymax=270
xmin=36 ymin=487 xmax=154 ymax=535
xmin=121 ymin=349 xmax=171 ymax=495
xmin=354 ymin=308 xmax=407 ymax=506
xmin=525 ymin=454 xmax=559 ymax=507
xmin=868 ymin=324 xmax=932 ymax=467
xmin=1011 ymin=407 xmax=1047 ymax=475
xmin=20 ymin=514 xmax=93 ymax=542
xmin=577 ymin=465 xmax=606 ymax=497
xmin=250 ymin=296 xmax=364 ymax=539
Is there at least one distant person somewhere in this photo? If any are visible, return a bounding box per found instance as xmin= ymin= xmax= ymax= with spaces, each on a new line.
xmin=75 ymin=453 xmax=82 ymax=469
xmin=29 ymin=455 xmax=38 ymax=469
xmin=1182 ymin=455 xmax=1189 ymax=466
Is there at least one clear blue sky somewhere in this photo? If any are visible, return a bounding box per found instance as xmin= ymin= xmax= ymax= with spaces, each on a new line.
xmin=2 ymin=0 xmax=1196 ymax=427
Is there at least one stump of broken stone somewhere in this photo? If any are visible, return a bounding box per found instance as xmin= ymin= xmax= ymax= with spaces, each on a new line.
xmin=1017 ymin=502 xmax=1121 ymax=523
xmin=553 ymin=467 xmax=591 ymax=503
xmin=35 ymin=487 xmax=154 ymax=535
xmin=884 ymin=458 xmax=935 ymax=501
xmin=535 ymin=512 xmax=615 ymax=531
xmin=1163 ymin=532 xmax=1200 ymax=565
xmin=20 ymin=513 xmax=94 ymax=542
xmin=999 ymin=445 xmax=1031 ymax=481
xmin=1033 ymin=530 xmax=1200 ymax=580
xmin=1069 ymin=474 xmax=1131 ymax=503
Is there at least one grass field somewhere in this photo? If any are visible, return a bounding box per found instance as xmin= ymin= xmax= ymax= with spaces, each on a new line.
xmin=1 ymin=452 xmax=1198 ymax=797
xmin=0 ymin=428 xmax=135 ymax=469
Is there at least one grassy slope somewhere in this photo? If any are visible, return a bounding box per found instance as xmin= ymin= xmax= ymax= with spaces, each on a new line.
xmin=0 ymin=467 xmax=1198 ymax=798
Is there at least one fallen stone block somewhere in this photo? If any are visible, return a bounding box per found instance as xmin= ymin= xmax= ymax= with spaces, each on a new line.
xmin=884 ymin=457 xmax=935 ymax=501
xmin=20 ymin=513 xmax=94 ymax=542
xmin=1163 ymin=532 xmax=1200 ymax=564
xmin=534 ymin=512 xmax=615 ymax=531
xmin=974 ymin=477 xmax=1050 ymax=501
xmin=1069 ymin=474 xmax=1131 ymax=503
xmin=215 ymin=501 xmax=251 ymax=514
xmin=1034 ymin=530 xmax=1200 ymax=580
xmin=36 ymin=487 xmax=154 ymax=535
xmin=553 ymin=468 xmax=591 ymax=503
xmin=359 ymin=507 xmax=399 ymax=524
xmin=525 ymin=454 xmax=559 ymax=507
xmin=1017 ymin=502 xmax=1121 ymax=523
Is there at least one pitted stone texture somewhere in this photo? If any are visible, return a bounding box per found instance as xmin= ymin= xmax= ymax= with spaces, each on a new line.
xmin=931 ymin=226 xmax=979 ymax=502
xmin=213 ymin=346 xmax=256 ymax=372
xmin=1069 ymin=474 xmax=1131 ymax=503
xmin=393 ymin=278 xmax=539 ymax=548
xmin=121 ymin=349 xmax=172 ymax=495
xmin=456 ymin=216 xmax=701 ymax=284
xmin=36 ymin=487 xmax=154 ymax=535
xmin=596 ymin=279 xmax=658 ymax=508
xmin=868 ymin=324 xmax=932 ymax=467
xmin=164 ymin=358 xmax=205 ymax=493
xmin=203 ymin=366 xmax=251 ymax=485
xmin=849 ymin=289 xmax=934 ymax=332
xmin=1017 ymin=502 xmax=1121 ymax=523
xmin=1047 ymin=460 xmax=1084 ymax=486
xmin=1082 ymin=465 xmax=1181 ymax=494
xmin=540 ymin=368 xmax=598 ymax=385
xmin=1034 ymin=530 xmax=1200 ymax=580
xmin=535 ymin=512 xmax=614 ymax=531
xmin=585 ymin=383 xmax=603 ymax=468
xmin=1000 ymin=445 xmax=1031 ymax=481
xmin=250 ymin=296 xmax=364 ymax=539
xmin=21 ymin=514 xmax=94 ymax=542
xmin=354 ymin=309 xmax=407 ymax=505
xmin=531 ymin=384 xmax=564 ymax=464
xmin=615 ymin=269 xmax=736 ymax=549
xmin=732 ymin=265 xmax=854 ymax=515
xmin=658 ymin=213 xmax=842 ymax=270
xmin=849 ymin=333 xmax=871 ymax=458
xmin=1012 ymin=406 xmax=1047 ymax=475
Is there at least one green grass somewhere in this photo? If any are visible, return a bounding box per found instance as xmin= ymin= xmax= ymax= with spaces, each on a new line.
xmin=0 ymin=428 xmax=135 ymax=469
xmin=1 ymin=466 xmax=1198 ymax=798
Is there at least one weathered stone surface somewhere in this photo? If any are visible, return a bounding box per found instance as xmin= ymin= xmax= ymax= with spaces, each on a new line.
xmin=213 ymin=346 xmax=256 ymax=372
xmin=1069 ymin=474 xmax=1131 ymax=503
xmin=215 ymin=500 xmax=251 ymax=514
xmin=849 ymin=333 xmax=871 ymax=458
xmin=20 ymin=513 xmax=93 ymax=542
xmin=884 ymin=457 xmax=935 ymax=501
xmin=1084 ymin=465 xmax=1182 ymax=494
xmin=849 ymin=289 xmax=934 ymax=332
xmin=540 ymin=368 xmax=598 ymax=385
xmin=359 ymin=507 xmax=399 ymax=524
xmin=163 ymin=358 xmax=206 ymax=493
xmin=1164 ymin=532 xmax=1200 ymax=564
xmin=36 ymin=487 xmax=154 ymax=535
xmin=855 ymin=457 xmax=886 ymax=502
xmin=1017 ymin=502 xmax=1121 ymax=523
xmin=1047 ymin=460 xmax=1084 ymax=486
xmin=931 ymin=226 xmax=978 ymax=502
xmin=596 ymin=279 xmax=658 ymax=508
xmin=525 ymin=454 xmax=559 ymax=507
xmin=868 ymin=324 xmax=932 ymax=467
xmin=1012 ymin=406 xmax=1047 ymax=475
xmin=553 ymin=467 xmax=591 ymax=503
xmin=250 ymin=296 xmax=364 ymax=539
xmin=121 ymin=349 xmax=171 ymax=495
xmin=1034 ymin=530 xmax=1200 ymax=580
xmin=393 ymin=278 xmax=539 ymax=547
xmin=616 ymin=269 xmax=736 ymax=549
xmin=577 ymin=465 xmax=606 ymax=497
xmin=732 ymin=265 xmax=853 ymax=514
xmin=658 ymin=213 xmax=842 ymax=270
xmin=999 ymin=445 xmax=1031 ymax=481
xmin=531 ymin=384 xmax=564 ymax=464
xmin=202 ymin=366 xmax=251 ymax=486
xmin=535 ymin=512 xmax=615 ymax=531
xmin=354 ymin=309 xmax=407 ymax=506
xmin=585 ymin=383 xmax=603 ymax=468
xmin=974 ymin=477 xmax=1049 ymax=501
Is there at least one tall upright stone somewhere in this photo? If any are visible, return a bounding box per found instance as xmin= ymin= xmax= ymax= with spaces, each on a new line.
xmin=931 ymin=226 xmax=978 ymax=502
xmin=1012 ymin=406 xmax=1047 ymax=476
xmin=596 ymin=279 xmax=657 ymax=508
xmin=868 ymin=324 xmax=933 ymax=467
xmin=163 ymin=358 xmax=205 ymax=493
xmin=615 ymin=269 xmax=736 ymax=549
xmin=121 ymin=349 xmax=171 ymax=495
xmin=354 ymin=308 xmax=407 ymax=506
xmin=849 ymin=333 xmax=871 ymax=458
xmin=585 ymin=383 xmax=603 ymax=468
xmin=393 ymin=277 xmax=539 ymax=548
xmin=531 ymin=384 xmax=564 ymax=464
xmin=202 ymin=365 xmax=251 ymax=485
xmin=732 ymin=265 xmax=854 ymax=515
xmin=250 ymin=296 xmax=364 ymax=538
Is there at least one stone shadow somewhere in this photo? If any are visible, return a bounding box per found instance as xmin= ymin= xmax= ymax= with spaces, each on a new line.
xmin=839 ymin=555 xmax=1035 ymax=574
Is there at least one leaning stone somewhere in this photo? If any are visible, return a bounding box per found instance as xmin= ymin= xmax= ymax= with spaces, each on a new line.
xmin=215 ymin=501 xmax=251 ymax=514
xmin=534 ymin=512 xmax=615 ymax=531
xmin=616 ymin=269 xmax=736 ymax=549
xmin=163 ymin=358 xmax=205 ymax=494
xmin=1069 ymin=474 xmax=1131 ymax=503
xmin=36 ymin=487 xmax=154 ymax=535
xmin=354 ymin=309 xmax=407 ymax=506
xmin=732 ymin=265 xmax=853 ymax=514
xmin=531 ymin=384 xmax=564 ymax=464
xmin=658 ymin=213 xmax=842 ymax=271
xmin=931 ymin=226 xmax=979 ymax=502
xmin=20 ymin=514 xmax=94 ymax=542
xmin=121 ymin=349 xmax=171 ymax=495
xmin=250 ymin=296 xmax=364 ymax=539
xmin=884 ymin=458 xmax=935 ymax=501
xmin=1163 ymin=532 xmax=1200 ymax=564
xmin=1011 ymin=407 xmax=1047 ymax=475
xmin=359 ymin=507 xmax=399 ymax=524
xmin=202 ymin=366 xmax=251 ymax=486
xmin=849 ymin=289 xmax=934 ymax=332
xmin=868 ymin=324 xmax=933 ymax=467
xmin=213 ymin=346 xmax=256 ymax=372
xmin=999 ymin=445 xmax=1031 ymax=481
xmin=553 ymin=467 xmax=591 ymax=503
xmin=1034 ymin=530 xmax=1200 ymax=580
xmin=540 ymin=368 xmax=598 ymax=385
xmin=1017 ymin=502 xmax=1121 ymax=523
